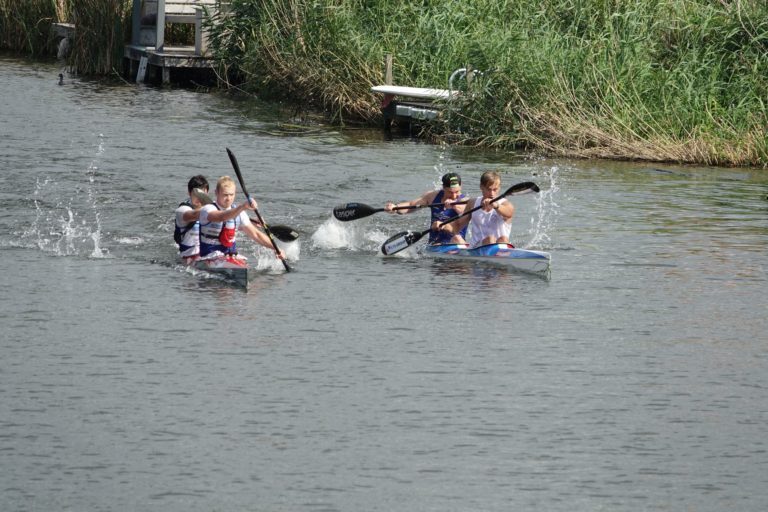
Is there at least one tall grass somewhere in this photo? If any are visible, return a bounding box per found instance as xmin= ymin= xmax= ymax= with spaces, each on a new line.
xmin=0 ymin=0 xmax=58 ymax=55
xmin=67 ymin=0 xmax=131 ymax=75
xmin=1 ymin=0 xmax=131 ymax=75
xmin=5 ymin=0 xmax=765 ymax=165
xmin=208 ymin=0 xmax=768 ymax=166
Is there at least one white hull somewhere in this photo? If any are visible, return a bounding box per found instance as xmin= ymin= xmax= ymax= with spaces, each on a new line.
xmin=423 ymin=243 xmax=551 ymax=275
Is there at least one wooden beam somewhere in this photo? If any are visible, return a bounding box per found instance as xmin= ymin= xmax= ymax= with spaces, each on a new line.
xmin=156 ymin=0 xmax=166 ymax=51
xmin=131 ymin=0 xmax=141 ymax=45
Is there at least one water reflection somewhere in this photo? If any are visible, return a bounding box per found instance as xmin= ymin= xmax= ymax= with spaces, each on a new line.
xmin=427 ymin=258 xmax=550 ymax=289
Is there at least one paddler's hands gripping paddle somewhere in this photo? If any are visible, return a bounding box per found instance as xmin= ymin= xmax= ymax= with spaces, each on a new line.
xmin=380 ymin=181 xmax=540 ymax=256
xmin=192 ymin=188 xmax=299 ymax=243
xmin=225 ymin=147 xmax=291 ymax=272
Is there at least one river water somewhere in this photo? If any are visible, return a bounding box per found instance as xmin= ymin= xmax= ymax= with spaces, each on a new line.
xmin=1 ymin=56 xmax=767 ymax=512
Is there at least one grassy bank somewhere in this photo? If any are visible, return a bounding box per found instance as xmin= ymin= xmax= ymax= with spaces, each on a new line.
xmin=0 ymin=0 xmax=130 ymax=75
xmin=67 ymin=0 xmax=131 ymax=75
xmin=3 ymin=0 xmax=766 ymax=166
xmin=0 ymin=0 xmax=61 ymax=55
xmin=208 ymin=0 xmax=768 ymax=167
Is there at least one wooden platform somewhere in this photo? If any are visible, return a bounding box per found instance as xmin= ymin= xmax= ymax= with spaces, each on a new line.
xmin=371 ymin=84 xmax=458 ymax=129
xmin=371 ymin=85 xmax=457 ymax=101
xmin=124 ymin=44 xmax=215 ymax=84
xmin=124 ymin=0 xmax=220 ymax=84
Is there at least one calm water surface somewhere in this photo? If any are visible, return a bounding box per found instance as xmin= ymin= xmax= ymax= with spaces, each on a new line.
xmin=1 ymin=57 xmax=767 ymax=512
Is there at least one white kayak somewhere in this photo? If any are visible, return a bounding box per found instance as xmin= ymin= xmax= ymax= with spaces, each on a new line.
xmin=190 ymin=255 xmax=250 ymax=288
xmin=423 ymin=243 xmax=551 ymax=275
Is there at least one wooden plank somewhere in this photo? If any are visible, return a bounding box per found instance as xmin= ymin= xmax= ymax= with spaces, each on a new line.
xmin=136 ymin=56 xmax=148 ymax=83
xmin=165 ymin=0 xmax=217 ymax=16
xmin=371 ymin=85 xmax=457 ymax=100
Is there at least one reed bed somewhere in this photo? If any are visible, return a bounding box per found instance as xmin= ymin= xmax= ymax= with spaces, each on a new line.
xmin=1 ymin=0 xmax=131 ymax=75
xmin=0 ymin=0 xmax=58 ymax=55
xmin=5 ymin=0 xmax=766 ymax=165
xmin=209 ymin=0 xmax=768 ymax=166
xmin=67 ymin=0 xmax=131 ymax=75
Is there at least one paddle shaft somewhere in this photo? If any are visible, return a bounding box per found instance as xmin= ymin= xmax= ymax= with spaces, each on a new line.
xmin=394 ymin=199 xmax=469 ymax=211
xmin=225 ymin=148 xmax=291 ymax=272
xmin=333 ymin=199 xmax=469 ymax=222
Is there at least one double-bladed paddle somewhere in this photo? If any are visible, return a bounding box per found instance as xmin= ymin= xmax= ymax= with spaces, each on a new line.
xmin=380 ymin=181 xmax=540 ymax=256
xmin=225 ymin=147 xmax=291 ymax=272
xmin=333 ymin=200 xmax=469 ymax=222
xmin=191 ymin=188 xmax=299 ymax=243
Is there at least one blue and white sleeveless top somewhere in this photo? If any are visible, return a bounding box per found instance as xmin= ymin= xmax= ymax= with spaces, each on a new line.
xmin=429 ymin=190 xmax=467 ymax=244
xmin=199 ymin=203 xmax=243 ymax=257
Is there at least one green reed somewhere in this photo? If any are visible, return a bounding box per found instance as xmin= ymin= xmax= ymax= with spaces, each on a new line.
xmin=0 ymin=0 xmax=131 ymax=75
xmin=0 ymin=0 xmax=59 ymax=55
xmin=208 ymin=0 xmax=768 ymax=166
xmin=67 ymin=0 xmax=132 ymax=75
xmin=5 ymin=0 xmax=766 ymax=165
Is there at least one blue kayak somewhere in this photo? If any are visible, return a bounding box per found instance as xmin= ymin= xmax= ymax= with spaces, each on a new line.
xmin=424 ymin=243 xmax=551 ymax=274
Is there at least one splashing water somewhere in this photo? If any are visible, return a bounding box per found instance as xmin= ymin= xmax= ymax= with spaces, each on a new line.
xmin=432 ymin=141 xmax=449 ymax=187
xmin=22 ymin=137 xmax=108 ymax=258
xmin=86 ymin=136 xmax=106 ymax=258
xmin=527 ymin=165 xmax=561 ymax=250
xmin=310 ymin=218 xmax=387 ymax=252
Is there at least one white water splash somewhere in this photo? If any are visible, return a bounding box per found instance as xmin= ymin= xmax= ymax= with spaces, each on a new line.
xmin=22 ymin=136 xmax=109 ymax=258
xmin=527 ymin=165 xmax=561 ymax=250
xmin=248 ymin=240 xmax=299 ymax=272
xmin=85 ymin=136 xmax=105 ymax=258
xmin=432 ymin=141 xmax=449 ymax=187
xmin=310 ymin=217 xmax=392 ymax=254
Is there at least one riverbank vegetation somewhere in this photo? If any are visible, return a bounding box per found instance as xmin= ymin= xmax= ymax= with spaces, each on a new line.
xmin=0 ymin=0 xmax=61 ymax=55
xmin=2 ymin=0 xmax=766 ymax=167
xmin=209 ymin=0 xmax=768 ymax=167
xmin=0 ymin=0 xmax=131 ymax=74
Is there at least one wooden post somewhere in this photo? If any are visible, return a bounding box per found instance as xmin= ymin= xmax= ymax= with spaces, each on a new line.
xmin=131 ymin=0 xmax=141 ymax=45
xmin=156 ymin=0 xmax=166 ymax=51
xmin=136 ymin=56 xmax=148 ymax=82
xmin=385 ymin=54 xmax=393 ymax=85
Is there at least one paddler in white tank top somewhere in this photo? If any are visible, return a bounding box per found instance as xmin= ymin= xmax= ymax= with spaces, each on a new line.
xmin=448 ymin=170 xmax=515 ymax=247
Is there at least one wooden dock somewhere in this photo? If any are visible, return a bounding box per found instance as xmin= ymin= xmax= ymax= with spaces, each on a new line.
xmin=124 ymin=0 xmax=220 ymax=84
xmin=124 ymin=44 xmax=216 ymax=84
xmin=371 ymin=55 xmax=471 ymax=133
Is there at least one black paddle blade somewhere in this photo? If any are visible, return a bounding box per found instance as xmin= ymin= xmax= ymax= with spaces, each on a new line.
xmin=226 ymin=148 xmax=245 ymax=190
xmin=269 ymin=225 xmax=300 ymax=242
xmin=508 ymin=181 xmax=540 ymax=195
xmin=191 ymin=188 xmax=213 ymax=205
xmin=333 ymin=202 xmax=381 ymax=222
xmin=381 ymin=230 xmax=427 ymax=255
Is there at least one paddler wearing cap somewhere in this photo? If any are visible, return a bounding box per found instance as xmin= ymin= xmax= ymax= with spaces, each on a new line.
xmin=384 ymin=172 xmax=468 ymax=245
